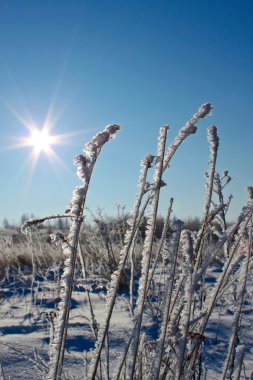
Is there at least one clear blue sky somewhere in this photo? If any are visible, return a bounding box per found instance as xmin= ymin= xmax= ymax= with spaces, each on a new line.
xmin=0 ymin=0 xmax=252 ymax=225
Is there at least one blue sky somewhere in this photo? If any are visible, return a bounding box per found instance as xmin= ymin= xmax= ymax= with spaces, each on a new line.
xmin=0 ymin=0 xmax=252 ymax=225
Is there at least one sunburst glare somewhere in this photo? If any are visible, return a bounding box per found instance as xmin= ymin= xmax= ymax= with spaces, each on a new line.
xmin=10 ymin=118 xmax=77 ymax=188
xmin=28 ymin=128 xmax=52 ymax=153
xmin=1 ymin=99 xmax=89 ymax=187
xmin=13 ymin=119 xmax=70 ymax=159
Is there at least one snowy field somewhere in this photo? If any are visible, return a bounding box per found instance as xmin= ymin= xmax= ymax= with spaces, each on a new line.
xmin=0 ymin=267 xmax=132 ymax=379
xmin=0 ymin=250 xmax=253 ymax=379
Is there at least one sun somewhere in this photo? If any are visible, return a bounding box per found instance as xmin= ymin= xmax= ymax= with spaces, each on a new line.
xmin=4 ymin=116 xmax=78 ymax=185
xmin=16 ymin=121 xmax=60 ymax=159
xmin=28 ymin=128 xmax=52 ymax=153
xmin=1 ymin=94 xmax=91 ymax=188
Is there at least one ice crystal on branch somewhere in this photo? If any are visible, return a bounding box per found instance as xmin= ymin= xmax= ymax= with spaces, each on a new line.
xmin=247 ymin=186 xmax=253 ymax=200
xmin=74 ymin=124 xmax=120 ymax=182
xmin=207 ymin=125 xmax=219 ymax=150
xmin=21 ymin=218 xmax=42 ymax=234
xmin=50 ymin=231 xmax=65 ymax=246
xmin=196 ymin=102 xmax=213 ymax=119
xmin=84 ymin=124 xmax=120 ymax=159
xmin=73 ymin=154 xmax=89 ymax=181
xmin=163 ymin=103 xmax=212 ymax=170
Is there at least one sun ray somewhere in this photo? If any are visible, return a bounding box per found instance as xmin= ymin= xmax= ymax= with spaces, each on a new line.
xmin=19 ymin=149 xmax=41 ymax=193
xmin=1 ymin=21 xmax=90 ymax=190
xmin=48 ymin=129 xmax=94 ymax=145
xmin=0 ymin=104 xmax=75 ymax=185
xmin=0 ymin=61 xmax=36 ymax=128
xmin=43 ymin=19 xmax=79 ymax=133
xmin=0 ymin=138 xmax=31 ymax=151
xmin=0 ymin=95 xmax=35 ymax=133
xmin=46 ymin=146 xmax=76 ymax=178
xmin=1 ymin=18 xmax=90 ymax=187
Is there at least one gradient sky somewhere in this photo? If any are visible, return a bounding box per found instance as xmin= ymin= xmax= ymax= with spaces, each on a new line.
xmin=0 ymin=0 xmax=252 ymax=225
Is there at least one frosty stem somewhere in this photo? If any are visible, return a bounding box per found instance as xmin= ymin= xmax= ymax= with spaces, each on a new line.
xmin=194 ymin=125 xmax=219 ymax=271
xmin=221 ymin=216 xmax=252 ymax=379
xmin=130 ymin=126 xmax=168 ymax=379
xmin=45 ymin=125 xmax=120 ymax=380
xmin=189 ymin=210 xmax=253 ymax=372
xmin=89 ymin=154 xmax=154 ymax=379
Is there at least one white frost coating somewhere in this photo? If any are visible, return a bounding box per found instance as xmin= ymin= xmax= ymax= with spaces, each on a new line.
xmin=129 ymin=126 xmax=168 ymax=378
xmin=150 ymin=220 xmax=183 ymax=380
xmin=194 ymin=125 xmax=219 ymax=270
xmin=163 ymin=103 xmax=212 ymax=170
xmin=194 ymin=203 xmax=253 ymax=286
xmin=135 ymin=126 xmax=168 ymax=316
xmin=207 ymin=125 xmax=219 ymax=150
xmin=206 ymin=203 xmax=224 ymax=224
xmin=126 ymin=154 xmax=155 ymax=240
xmin=206 ymin=126 xmax=219 ymax=187
xmin=190 ymin=211 xmax=253 ymax=371
xmin=221 ymin=223 xmax=251 ymax=380
xmin=47 ymin=124 xmax=120 ymax=380
xmin=163 ymin=219 xmax=183 ymax=267
xmin=247 ymin=186 xmax=253 ymax=200
xmin=199 ymin=219 xmax=246 ymax=296
xmin=75 ymin=277 xmax=109 ymax=291
xmin=89 ymin=152 xmax=155 ymax=378
xmin=173 ymin=230 xmax=193 ymax=380
xmin=73 ymin=124 xmax=120 ymax=182
xmin=203 ymin=125 xmax=219 ymax=216
xmin=231 ymin=345 xmax=245 ymax=380
xmin=73 ymin=155 xmax=90 ymax=182
xmin=21 ymin=213 xmax=71 ymax=234
xmin=50 ymin=231 xmax=65 ymax=246
xmin=213 ymin=173 xmax=232 ymax=233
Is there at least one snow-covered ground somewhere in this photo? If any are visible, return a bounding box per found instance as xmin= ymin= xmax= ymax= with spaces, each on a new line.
xmin=0 ymin=271 xmax=132 ymax=379
xmin=0 ymin=261 xmax=253 ymax=379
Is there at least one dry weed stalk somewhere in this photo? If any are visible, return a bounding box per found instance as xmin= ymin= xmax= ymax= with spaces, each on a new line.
xmin=129 ymin=125 xmax=169 ymax=378
xmin=23 ymin=125 xmax=121 ymax=380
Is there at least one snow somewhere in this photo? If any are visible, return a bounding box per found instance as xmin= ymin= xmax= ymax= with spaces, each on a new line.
xmin=0 ymin=257 xmax=253 ymax=379
xmin=0 ymin=272 xmax=132 ymax=379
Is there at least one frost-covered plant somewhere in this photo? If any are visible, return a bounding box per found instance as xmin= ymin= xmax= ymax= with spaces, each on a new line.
xmin=194 ymin=125 xmax=219 ymax=270
xmin=89 ymin=152 xmax=158 ymax=379
xmin=89 ymin=104 xmax=212 ymax=379
xmin=46 ymin=125 xmax=121 ymax=380
xmin=146 ymin=197 xmax=174 ymax=296
xmin=221 ymin=216 xmax=253 ymax=379
xmin=187 ymin=205 xmax=253 ymax=374
xmin=15 ymin=103 xmax=253 ymax=380
xmin=150 ymin=220 xmax=183 ymax=380
xmin=22 ymin=125 xmax=121 ymax=380
xmin=91 ymin=209 xmax=118 ymax=271
xmin=163 ymin=103 xmax=212 ymax=170
xmin=213 ymin=171 xmax=232 ymax=232
xmin=129 ymin=125 xmax=169 ymax=377
xmin=172 ymin=229 xmax=194 ymax=380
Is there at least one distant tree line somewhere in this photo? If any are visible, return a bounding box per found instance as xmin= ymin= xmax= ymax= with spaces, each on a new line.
xmin=2 ymin=211 xmax=223 ymax=238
